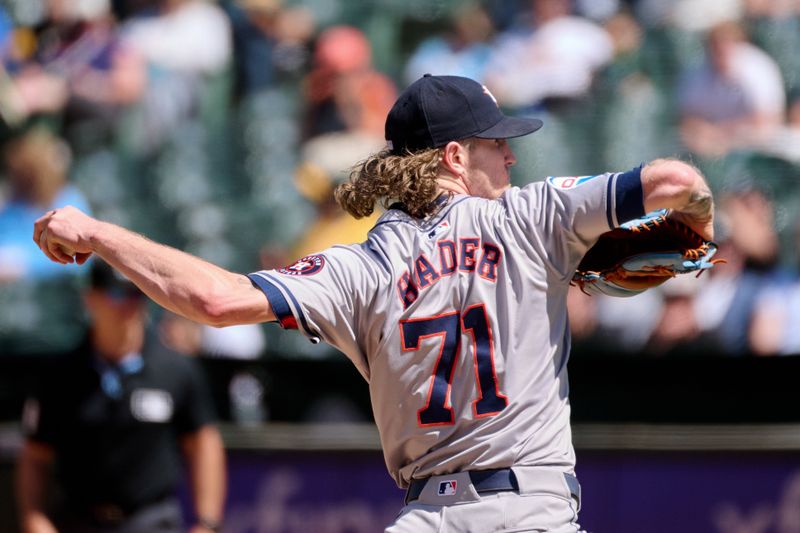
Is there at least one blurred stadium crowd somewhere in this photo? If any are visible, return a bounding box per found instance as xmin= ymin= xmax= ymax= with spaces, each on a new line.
xmin=0 ymin=0 xmax=799 ymax=361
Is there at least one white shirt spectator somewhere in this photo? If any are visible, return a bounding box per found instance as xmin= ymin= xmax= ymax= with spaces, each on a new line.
xmin=121 ymin=0 xmax=232 ymax=75
xmin=202 ymin=324 xmax=266 ymax=360
xmin=485 ymin=16 xmax=613 ymax=108
xmin=750 ymin=281 xmax=800 ymax=356
xmin=670 ymin=0 xmax=744 ymax=31
xmin=729 ymin=42 xmax=786 ymax=120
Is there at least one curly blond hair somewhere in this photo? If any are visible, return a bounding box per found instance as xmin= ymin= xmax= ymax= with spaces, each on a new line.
xmin=334 ymin=147 xmax=444 ymax=219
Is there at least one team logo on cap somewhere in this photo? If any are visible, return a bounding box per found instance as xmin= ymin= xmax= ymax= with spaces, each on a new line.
xmin=546 ymin=175 xmax=599 ymax=189
xmin=482 ymin=85 xmax=498 ymax=107
xmin=279 ymin=255 xmax=326 ymax=276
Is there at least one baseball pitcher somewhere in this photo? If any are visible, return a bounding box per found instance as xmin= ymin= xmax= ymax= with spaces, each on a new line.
xmin=34 ymin=75 xmax=714 ymax=532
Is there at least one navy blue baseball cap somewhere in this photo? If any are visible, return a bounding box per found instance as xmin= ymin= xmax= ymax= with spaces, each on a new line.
xmin=385 ymin=74 xmax=543 ymax=155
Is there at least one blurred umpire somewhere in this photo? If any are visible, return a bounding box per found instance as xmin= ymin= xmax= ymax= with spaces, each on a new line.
xmin=15 ymin=260 xmax=226 ymax=533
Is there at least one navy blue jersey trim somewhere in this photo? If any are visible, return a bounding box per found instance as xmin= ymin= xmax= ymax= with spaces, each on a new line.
xmin=605 ymin=174 xmax=615 ymax=229
xmin=614 ymin=165 xmax=645 ymax=225
xmin=247 ymin=274 xmax=294 ymax=327
xmin=372 ymin=196 xmax=471 ymax=232
xmin=262 ymin=273 xmax=320 ymax=342
xmin=427 ymin=196 xmax=470 ymax=229
xmin=371 ymin=217 xmax=416 ymax=230
xmin=247 ymin=273 xmax=320 ymax=342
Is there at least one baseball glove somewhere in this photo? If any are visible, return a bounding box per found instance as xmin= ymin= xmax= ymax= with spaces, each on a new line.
xmin=573 ymin=210 xmax=723 ymax=297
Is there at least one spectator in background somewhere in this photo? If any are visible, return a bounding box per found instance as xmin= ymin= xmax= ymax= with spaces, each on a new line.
xmin=745 ymin=0 xmax=799 ymax=21
xmin=691 ymin=184 xmax=783 ymax=355
xmin=15 ymin=260 xmax=226 ymax=533
xmin=743 ymin=0 xmax=800 ymax=96
xmin=0 ymin=126 xmax=90 ymax=282
xmin=266 ymin=4 xmax=316 ymax=80
xmin=602 ymin=9 xmax=645 ymax=80
xmin=290 ymin=158 xmax=382 ymax=260
xmin=159 ymin=310 xmax=266 ymax=361
xmin=222 ymin=0 xmax=282 ymax=98
xmin=2 ymin=0 xmax=145 ymax=148
xmin=573 ymin=272 xmax=707 ymax=358
xmin=291 ymin=46 xmax=395 ymax=258
xmin=598 ymin=10 xmax=677 ymax=169
xmin=116 ymin=0 xmax=232 ymax=153
xmin=120 ymin=0 xmax=231 ymax=80
xmin=749 ymin=213 xmax=800 ymax=356
xmin=612 ymin=185 xmax=785 ymax=357
xmin=790 ymin=90 xmax=800 ymax=131
xmin=484 ymin=0 xmax=613 ymax=110
xmin=757 ymin=90 xmax=800 ymax=164
xmin=644 ymin=274 xmax=705 ymax=356
xmin=573 ymin=185 xmax=786 ymax=358
xmin=222 ymin=0 xmax=316 ymax=99
xmin=301 ymin=25 xmax=394 ymax=140
xmin=750 ymin=275 xmax=800 ymax=356
xmin=565 ymin=284 xmax=599 ymax=346
xmin=158 ymin=310 xmax=268 ymax=424
xmin=677 ymin=21 xmax=785 ymax=159
xmin=668 ymin=0 xmax=743 ymax=32
xmin=573 ymin=281 xmax=666 ymax=355
xmin=403 ymin=3 xmax=495 ymax=85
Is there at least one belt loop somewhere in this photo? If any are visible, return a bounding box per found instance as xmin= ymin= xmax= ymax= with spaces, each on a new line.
xmin=404 ymin=479 xmax=422 ymax=505
xmin=565 ymin=473 xmax=581 ymax=511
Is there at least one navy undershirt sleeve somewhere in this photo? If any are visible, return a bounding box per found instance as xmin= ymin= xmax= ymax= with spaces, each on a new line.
xmin=614 ymin=165 xmax=645 ymax=225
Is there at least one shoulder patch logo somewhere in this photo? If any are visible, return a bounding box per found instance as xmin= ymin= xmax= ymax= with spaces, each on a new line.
xmin=546 ymin=175 xmax=599 ymax=189
xmin=278 ymin=255 xmax=326 ymax=276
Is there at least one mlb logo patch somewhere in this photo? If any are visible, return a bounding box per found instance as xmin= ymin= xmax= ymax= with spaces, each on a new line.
xmin=438 ymin=480 xmax=458 ymax=496
xmin=278 ymin=254 xmax=326 ymax=276
xmin=546 ymin=175 xmax=598 ymax=189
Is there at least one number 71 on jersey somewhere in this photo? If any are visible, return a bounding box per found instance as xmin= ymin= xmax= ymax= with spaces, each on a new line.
xmin=400 ymin=303 xmax=508 ymax=427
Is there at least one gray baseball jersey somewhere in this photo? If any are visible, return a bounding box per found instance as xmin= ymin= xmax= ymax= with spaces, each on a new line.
xmin=248 ymin=166 xmax=643 ymax=488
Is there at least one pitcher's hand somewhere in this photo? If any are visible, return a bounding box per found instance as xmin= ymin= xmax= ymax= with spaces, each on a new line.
xmin=33 ymin=206 xmax=96 ymax=265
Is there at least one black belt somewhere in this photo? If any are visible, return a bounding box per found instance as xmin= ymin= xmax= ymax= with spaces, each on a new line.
xmin=405 ymin=468 xmax=519 ymax=504
xmin=78 ymin=493 xmax=174 ymax=526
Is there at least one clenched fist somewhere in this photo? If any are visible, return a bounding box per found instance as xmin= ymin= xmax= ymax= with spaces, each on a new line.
xmin=33 ymin=206 xmax=96 ymax=265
